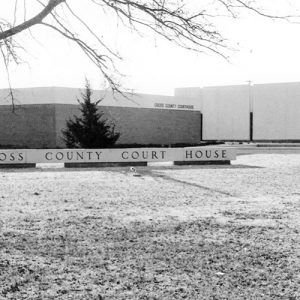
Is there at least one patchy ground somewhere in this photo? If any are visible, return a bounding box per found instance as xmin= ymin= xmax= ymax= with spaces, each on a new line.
xmin=0 ymin=154 xmax=299 ymax=299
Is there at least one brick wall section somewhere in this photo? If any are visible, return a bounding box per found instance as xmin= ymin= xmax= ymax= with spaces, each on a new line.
xmin=0 ymin=105 xmax=56 ymax=148
xmin=55 ymin=104 xmax=201 ymax=147
xmin=0 ymin=104 xmax=201 ymax=148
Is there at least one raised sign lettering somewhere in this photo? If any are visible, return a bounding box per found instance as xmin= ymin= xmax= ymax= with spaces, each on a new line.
xmin=0 ymin=147 xmax=236 ymax=164
xmin=154 ymin=103 xmax=194 ymax=110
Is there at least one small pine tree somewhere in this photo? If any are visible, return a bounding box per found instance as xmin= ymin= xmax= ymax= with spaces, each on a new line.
xmin=62 ymin=81 xmax=120 ymax=148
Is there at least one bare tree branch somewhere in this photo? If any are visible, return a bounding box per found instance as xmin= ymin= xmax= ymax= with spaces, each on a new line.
xmin=0 ymin=44 xmax=16 ymax=112
xmin=64 ymin=2 xmax=122 ymax=60
xmin=0 ymin=0 xmax=65 ymax=40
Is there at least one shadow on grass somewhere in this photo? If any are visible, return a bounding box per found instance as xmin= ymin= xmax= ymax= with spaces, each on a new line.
xmin=144 ymin=170 xmax=236 ymax=197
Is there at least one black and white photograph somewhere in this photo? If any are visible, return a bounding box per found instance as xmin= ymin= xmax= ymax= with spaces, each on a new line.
xmin=0 ymin=1 xmax=299 ymax=299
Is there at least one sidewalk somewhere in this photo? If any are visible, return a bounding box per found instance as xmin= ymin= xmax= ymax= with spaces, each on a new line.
xmin=225 ymin=142 xmax=300 ymax=155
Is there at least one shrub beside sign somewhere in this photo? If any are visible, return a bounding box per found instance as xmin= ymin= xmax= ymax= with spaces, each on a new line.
xmin=0 ymin=147 xmax=236 ymax=164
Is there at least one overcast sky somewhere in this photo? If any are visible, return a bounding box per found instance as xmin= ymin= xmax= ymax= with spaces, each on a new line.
xmin=1 ymin=1 xmax=300 ymax=95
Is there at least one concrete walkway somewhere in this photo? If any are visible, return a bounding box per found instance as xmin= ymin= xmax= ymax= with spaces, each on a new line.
xmin=225 ymin=143 xmax=300 ymax=155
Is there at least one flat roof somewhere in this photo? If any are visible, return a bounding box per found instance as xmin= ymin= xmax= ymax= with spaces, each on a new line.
xmin=0 ymin=87 xmax=199 ymax=111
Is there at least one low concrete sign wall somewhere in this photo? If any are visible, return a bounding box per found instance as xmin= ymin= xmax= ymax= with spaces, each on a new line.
xmin=0 ymin=147 xmax=236 ymax=164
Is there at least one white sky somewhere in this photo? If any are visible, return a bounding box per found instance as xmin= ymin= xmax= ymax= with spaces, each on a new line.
xmin=1 ymin=0 xmax=300 ymax=95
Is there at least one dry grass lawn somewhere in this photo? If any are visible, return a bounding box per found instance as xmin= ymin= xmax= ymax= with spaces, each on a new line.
xmin=0 ymin=154 xmax=299 ymax=299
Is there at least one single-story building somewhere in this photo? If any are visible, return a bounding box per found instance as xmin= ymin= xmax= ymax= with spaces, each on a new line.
xmin=0 ymin=87 xmax=201 ymax=148
xmin=0 ymin=82 xmax=299 ymax=148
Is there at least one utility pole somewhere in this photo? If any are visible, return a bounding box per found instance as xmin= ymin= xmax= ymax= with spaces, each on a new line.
xmin=247 ymin=80 xmax=253 ymax=142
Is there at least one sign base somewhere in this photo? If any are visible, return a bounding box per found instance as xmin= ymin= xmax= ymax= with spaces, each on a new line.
xmin=64 ymin=162 xmax=148 ymax=168
xmin=0 ymin=163 xmax=36 ymax=169
xmin=174 ymin=160 xmax=230 ymax=166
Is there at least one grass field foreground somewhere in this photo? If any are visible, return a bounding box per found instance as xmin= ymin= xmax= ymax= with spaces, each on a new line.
xmin=0 ymin=154 xmax=299 ymax=299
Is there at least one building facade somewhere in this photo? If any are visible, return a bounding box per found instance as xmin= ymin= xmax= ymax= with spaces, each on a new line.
xmin=175 ymin=82 xmax=300 ymax=142
xmin=0 ymin=82 xmax=300 ymax=149
xmin=0 ymin=87 xmax=201 ymax=148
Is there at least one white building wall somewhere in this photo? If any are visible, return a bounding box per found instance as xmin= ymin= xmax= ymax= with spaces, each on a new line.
xmin=174 ymin=87 xmax=202 ymax=110
xmin=202 ymin=85 xmax=250 ymax=140
xmin=253 ymin=82 xmax=300 ymax=140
